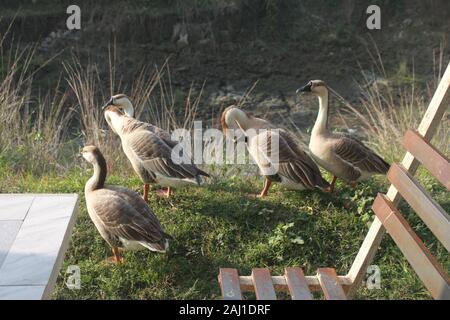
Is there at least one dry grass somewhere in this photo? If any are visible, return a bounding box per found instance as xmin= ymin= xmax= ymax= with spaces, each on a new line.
xmin=63 ymin=50 xmax=204 ymax=172
xmin=334 ymin=44 xmax=449 ymax=161
xmin=0 ymin=39 xmax=74 ymax=173
xmin=0 ymin=28 xmax=205 ymax=175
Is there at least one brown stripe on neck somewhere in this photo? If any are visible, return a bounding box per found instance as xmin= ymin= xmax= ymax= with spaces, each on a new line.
xmin=93 ymin=148 xmax=107 ymax=190
xmin=220 ymin=111 xmax=228 ymax=132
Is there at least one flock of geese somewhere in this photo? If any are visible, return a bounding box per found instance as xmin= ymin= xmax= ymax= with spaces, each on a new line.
xmin=82 ymin=80 xmax=390 ymax=263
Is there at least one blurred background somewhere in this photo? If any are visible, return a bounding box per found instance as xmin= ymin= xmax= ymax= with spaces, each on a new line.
xmin=1 ymin=0 xmax=449 ymax=176
xmin=0 ymin=0 xmax=449 ymax=300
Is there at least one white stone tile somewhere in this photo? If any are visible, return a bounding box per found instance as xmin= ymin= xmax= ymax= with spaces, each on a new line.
xmin=0 ymin=285 xmax=45 ymax=300
xmin=0 ymin=196 xmax=35 ymax=221
xmin=0 ymin=215 xmax=73 ymax=286
xmin=0 ymin=221 xmax=22 ymax=268
xmin=25 ymin=195 xmax=78 ymax=222
xmin=0 ymin=195 xmax=78 ymax=299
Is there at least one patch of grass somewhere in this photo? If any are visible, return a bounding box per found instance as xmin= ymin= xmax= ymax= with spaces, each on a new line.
xmin=1 ymin=158 xmax=447 ymax=300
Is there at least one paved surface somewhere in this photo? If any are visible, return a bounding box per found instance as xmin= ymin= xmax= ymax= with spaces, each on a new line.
xmin=0 ymin=195 xmax=78 ymax=300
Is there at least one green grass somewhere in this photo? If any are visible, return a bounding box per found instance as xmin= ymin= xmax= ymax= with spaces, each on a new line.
xmin=1 ymin=158 xmax=448 ymax=300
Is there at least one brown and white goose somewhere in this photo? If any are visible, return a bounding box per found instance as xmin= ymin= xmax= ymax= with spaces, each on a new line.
xmin=221 ymin=106 xmax=329 ymax=197
xmin=82 ymin=145 xmax=171 ymax=264
xmin=297 ymin=80 xmax=390 ymax=192
xmin=102 ymin=94 xmax=209 ymax=200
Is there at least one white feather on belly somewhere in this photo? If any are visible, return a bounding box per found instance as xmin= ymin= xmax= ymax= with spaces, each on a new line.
xmin=120 ymin=238 xmax=169 ymax=253
xmin=155 ymin=174 xmax=199 ymax=188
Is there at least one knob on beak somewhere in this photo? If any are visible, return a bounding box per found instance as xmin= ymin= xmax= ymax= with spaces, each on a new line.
xmin=296 ymin=82 xmax=312 ymax=94
xmin=101 ymin=98 xmax=114 ymax=110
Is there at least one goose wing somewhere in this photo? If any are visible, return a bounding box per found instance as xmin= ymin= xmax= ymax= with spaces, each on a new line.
xmin=250 ymin=129 xmax=329 ymax=189
xmin=123 ymin=118 xmax=178 ymax=148
xmin=331 ymin=134 xmax=390 ymax=174
xmin=91 ymin=188 xmax=169 ymax=249
xmin=126 ymin=129 xmax=208 ymax=180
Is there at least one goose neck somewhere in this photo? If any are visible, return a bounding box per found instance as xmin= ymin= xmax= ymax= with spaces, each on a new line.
xmin=312 ymin=91 xmax=330 ymax=136
xmin=123 ymin=101 xmax=135 ymax=118
xmin=85 ymin=157 xmax=107 ymax=192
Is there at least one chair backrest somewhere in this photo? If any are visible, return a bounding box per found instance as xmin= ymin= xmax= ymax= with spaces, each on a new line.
xmin=346 ymin=62 xmax=450 ymax=300
xmin=372 ymin=129 xmax=450 ymax=299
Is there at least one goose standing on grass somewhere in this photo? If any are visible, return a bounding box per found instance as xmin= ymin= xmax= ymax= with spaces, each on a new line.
xmin=297 ymin=80 xmax=390 ymax=192
xmin=102 ymin=94 xmax=209 ymax=200
xmin=221 ymin=106 xmax=330 ymax=197
xmin=82 ymin=145 xmax=171 ymax=264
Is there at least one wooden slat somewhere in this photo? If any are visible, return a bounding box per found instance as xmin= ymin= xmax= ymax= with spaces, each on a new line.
xmin=347 ymin=63 xmax=450 ymax=298
xmin=388 ymin=163 xmax=450 ymax=252
xmin=251 ymin=268 xmax=277 ymax=300
xmin=238 ymin=274 xmax=351 ymax=293
xmin=373 ymin=194 xmax=450 ymax=299
xmin=285 ymin=268 xmax=313 ymax=300
xmin=317 ymin=268 xmax=347 ymax=300
xmin=403 ymin=130 xmax=450 ymax=191
xmin=218 ymin=269 xmax=242 ymax=300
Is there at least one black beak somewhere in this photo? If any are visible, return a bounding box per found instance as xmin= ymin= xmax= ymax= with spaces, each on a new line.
xmin=296 ymin=82 xmax=312 ymax=94
xmin=101 ymin=98 xmax=114 ymax=110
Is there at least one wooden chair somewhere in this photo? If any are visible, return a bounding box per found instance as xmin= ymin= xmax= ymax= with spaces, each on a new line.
xmin=218 ymin=63 xmax=450 ymax=300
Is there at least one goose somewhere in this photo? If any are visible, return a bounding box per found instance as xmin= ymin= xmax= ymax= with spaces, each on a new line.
xmin=82 ymin=145 xmax=171 ymax=264
xmin=102 ymin=94 xmax=209 ymax=200
xmin=297 ymin=80 xmax=390 ymax=192
xmin=221 ymin=106 xmax=330 ymax=197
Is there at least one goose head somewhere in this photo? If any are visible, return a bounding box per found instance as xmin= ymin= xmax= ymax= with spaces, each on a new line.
xmin=82 ymin=145 xmax=107 ymax=191
xmin=296 ymin=80 xmax=328 ymax=98
xmin=221 ymin=105 xmax=250 ymax=134
xmin=102 ymin=94 xmax=134 ymax=118
xmin=81 ymin=145 xmax=103 ymax=164
xmin=103 ymin=105 xmax=125 ymax=135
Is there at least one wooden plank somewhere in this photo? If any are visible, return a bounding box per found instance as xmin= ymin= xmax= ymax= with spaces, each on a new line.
xmin=387 ymin=61 xmax=450 ymax=203
xmin=285 ymin=268 xmax=313 ymax=300
xmin=218 ymin=269 xmax=242 ymax=300
xmin=238 ymin=275 xmax=351 ymax=293
xmin=251 ymin=268 xmax=277 ymax=300
xmin=347 ymin=62 xmax=450 ymax=298
xmin=388 ymin=163 xmax=450 ymax=252
xmin=373 ymin=194 xmax=450 ymax=299
xmin=403 ymin=130 xmax=450 ymax=191
xmin=317 ymin=268 xmax=347 ymax=300
xmin=345 ymin=217 xmax=385 ymax=297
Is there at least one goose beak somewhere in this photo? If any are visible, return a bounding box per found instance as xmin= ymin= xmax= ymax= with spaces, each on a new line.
xmin=101 ymin=98 xmax=114 ymax=110
xmin=296 ymin=83 xmax=312 ymax=94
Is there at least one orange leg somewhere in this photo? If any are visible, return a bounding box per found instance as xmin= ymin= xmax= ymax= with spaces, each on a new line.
xmin=143 ymin=184 xmax=149 ymax=202
xmin=156 ymin=187 xmax=173 ymax=198
xmin=258 ymin=178 xmax=272 ymax=198
xmin=325 ymin=176 xmax=337 ymax=193
xmin=107 ymin=247 xmax=124 ymax=264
